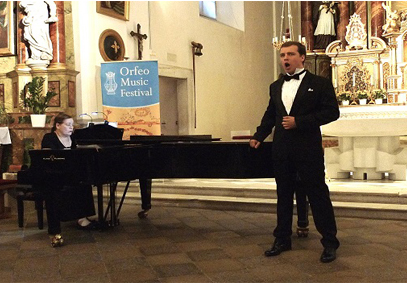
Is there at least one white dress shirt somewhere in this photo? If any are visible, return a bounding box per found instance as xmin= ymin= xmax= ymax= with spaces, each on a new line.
xmin=281 ymin=68 xmax=306 ymax=114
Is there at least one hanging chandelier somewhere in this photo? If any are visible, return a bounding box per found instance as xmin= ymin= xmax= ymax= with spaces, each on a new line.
xmin=272 ymin=1 xmax=307 ymax=50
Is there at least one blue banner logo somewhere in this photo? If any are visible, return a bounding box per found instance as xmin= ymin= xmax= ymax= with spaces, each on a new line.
xmin=101 ymin=60 xmax=159 ymax=107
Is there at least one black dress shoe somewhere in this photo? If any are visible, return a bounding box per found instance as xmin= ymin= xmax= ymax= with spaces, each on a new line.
xmin=264 ymin=241 xmax=292 ymax=257
xmin=320 ymin=247 xmax=336 ymax=263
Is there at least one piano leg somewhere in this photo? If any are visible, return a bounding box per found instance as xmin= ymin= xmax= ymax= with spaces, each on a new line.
xmin=138 ymin=178 xmax=152 ymax=219
xmin=96 ymin=184 xmax=108 ymax=229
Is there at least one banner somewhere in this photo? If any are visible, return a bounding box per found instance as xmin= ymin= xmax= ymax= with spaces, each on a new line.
xmin=101 ymin=60 xmax=160 ymax=139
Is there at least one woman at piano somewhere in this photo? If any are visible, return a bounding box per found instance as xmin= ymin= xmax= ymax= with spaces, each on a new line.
xmin=41 ymin=112 xmax=98 ymax=247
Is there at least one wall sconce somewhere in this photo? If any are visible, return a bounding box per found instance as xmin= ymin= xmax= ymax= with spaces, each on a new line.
xmin=191 ymin=41 xmax=203 ymax=129
xmin=191 ymin=41 xmax=203 ymax=56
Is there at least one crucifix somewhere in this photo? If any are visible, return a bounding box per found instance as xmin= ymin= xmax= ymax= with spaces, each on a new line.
xmin=130 ymin=24 xmax=148 ymax=60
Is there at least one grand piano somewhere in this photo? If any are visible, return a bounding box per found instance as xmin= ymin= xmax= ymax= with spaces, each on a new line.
xmin=19 ymin=124 xmax=275 ymax=228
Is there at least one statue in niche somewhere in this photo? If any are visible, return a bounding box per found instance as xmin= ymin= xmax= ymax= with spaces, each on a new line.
xmin=313 ymin=1 xmax=339 ymax=50
xmin=19 ymin=1 xmax=58 ymax=64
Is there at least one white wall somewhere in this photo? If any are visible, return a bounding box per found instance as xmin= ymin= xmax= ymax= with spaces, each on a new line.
xmin=72 ymin=1 xmax=301 ymax=140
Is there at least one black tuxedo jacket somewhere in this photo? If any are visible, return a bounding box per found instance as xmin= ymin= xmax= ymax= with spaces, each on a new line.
xmin=253 ymin=71 xmax=339 ymax=162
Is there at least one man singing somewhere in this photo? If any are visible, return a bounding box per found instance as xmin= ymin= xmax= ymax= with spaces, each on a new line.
xmin=250 ymin=41 xmax=340 ymax=263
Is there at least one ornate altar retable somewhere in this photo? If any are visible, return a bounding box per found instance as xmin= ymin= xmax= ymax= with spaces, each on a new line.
xmin=322 ymin=11 xmax=407 ymax=181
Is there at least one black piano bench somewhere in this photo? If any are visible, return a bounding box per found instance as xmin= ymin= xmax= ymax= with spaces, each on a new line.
xmin=15 ymin=185 xmax=44 ymax=230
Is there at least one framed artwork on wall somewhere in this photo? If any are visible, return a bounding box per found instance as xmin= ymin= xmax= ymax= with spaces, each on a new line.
xmin=99 ymin=29 xmax=125 ymax=61
xmin=96 ymin=1 xmax=129 ymax=21
xmin=0 ymin=1 xmax=15 ymax=56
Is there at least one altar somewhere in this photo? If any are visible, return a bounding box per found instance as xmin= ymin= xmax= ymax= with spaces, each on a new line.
xmin=322 ymin=9 xmax=407 ymax=181
xmin=322 ymin=105 xmax=407 ymax=180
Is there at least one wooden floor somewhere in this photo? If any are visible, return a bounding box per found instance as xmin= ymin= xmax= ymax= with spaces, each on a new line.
xmin=1 ymin=201 xmax=407 ymax=282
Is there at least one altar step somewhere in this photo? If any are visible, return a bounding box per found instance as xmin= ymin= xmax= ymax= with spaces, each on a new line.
xmin=115 ymin=179 xmax=407 ymax=221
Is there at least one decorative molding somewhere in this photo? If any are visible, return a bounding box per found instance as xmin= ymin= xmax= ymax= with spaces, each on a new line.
xmin=68 ymin=80 xmax=75 ymax=107
xmin=98 ymin=29 xmax=126 ymax=61
xmin=48 ymin=81 xmax=60 ymax=107
xmin=0 ymin=84 xmax=4 ymax=104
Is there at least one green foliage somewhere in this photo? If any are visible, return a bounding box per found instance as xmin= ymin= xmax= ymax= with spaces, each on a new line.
xmin=338 ymin=92 xmax=351 ymax=101
xmin=0 ymin=103 xmax=12 ymax=125
xmin=372 ymin=89 xmax=386 ymax=99
xmin=356 ymin=91 xmax=369 ymax=100
xmin=21 ymin=77 xmax=57 ymax=114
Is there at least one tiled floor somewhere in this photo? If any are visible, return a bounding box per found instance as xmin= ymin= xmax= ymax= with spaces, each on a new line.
xmin=1 ymin=203 xmax=407 ymax=282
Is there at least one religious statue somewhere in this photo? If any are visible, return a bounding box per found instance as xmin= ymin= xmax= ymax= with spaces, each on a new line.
xmin=382 ymin=3 xmax=401 ymax=34
xmin=19 ymin=0 xmax=58 ymax=65
xmin=313 ymin=1 xmax=339 ymax=50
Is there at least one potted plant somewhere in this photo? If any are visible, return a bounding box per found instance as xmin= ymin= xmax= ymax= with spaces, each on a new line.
xmin=0 ymin=103 xmax=12 ymax=126
xmin=372 ymin=89 xmax=386 ymax=104
xmin=357 ymin=91 xmax=369 ymax=105
xmin=338 ymin=92 xmax=351 ymax=105
xmin=20 ymin=77 xmax=57 ymax=127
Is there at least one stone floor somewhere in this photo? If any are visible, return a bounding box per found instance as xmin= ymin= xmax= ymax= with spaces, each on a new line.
xmin=1 ymin=202 xmax=407 ymax=282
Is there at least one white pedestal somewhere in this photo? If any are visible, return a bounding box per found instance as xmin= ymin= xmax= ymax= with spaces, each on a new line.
xmin=322 ymin=105 xmax=407 ymax=181
xmin=325 ymin=136 xmax=407 ymax=180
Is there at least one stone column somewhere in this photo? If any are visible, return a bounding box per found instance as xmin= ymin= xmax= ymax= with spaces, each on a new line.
xmin=16 ymin=1 xmax=29 ymax=69
xmin=371 ymin=1 xmax=385 ymax=38
xmin=49 ymin=1 xmax=66 ymax=69
xmin=301 ymin=1 xmax=314 ymax=51
xmin=337 ymin=1 xmax=350 ymax=50
xmin=354 ymin=1 xmax=367 ymax=28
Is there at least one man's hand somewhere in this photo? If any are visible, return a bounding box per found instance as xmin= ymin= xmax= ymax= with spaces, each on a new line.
xmin=282 ymin=116 xmax=297 ymax=130
xmin=249 ymin=139 xmax=261 ymax=149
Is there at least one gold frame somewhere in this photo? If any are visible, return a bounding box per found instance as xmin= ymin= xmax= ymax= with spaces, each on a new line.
xmin=0 ymin=1 xmax=15 ymax=56
xmin=98 ymin=29 xmax=126 ymax=61
xmin=96 ymin=1 xmax=129 ymax=21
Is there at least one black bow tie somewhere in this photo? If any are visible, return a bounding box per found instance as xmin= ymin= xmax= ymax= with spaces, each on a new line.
xmin=284 ymin=70 xmax=306 ymax=81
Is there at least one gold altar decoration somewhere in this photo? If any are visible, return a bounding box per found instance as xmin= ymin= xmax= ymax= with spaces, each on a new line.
xmin=340 ymin=58 xmax=370 ymax=93
xmin=326 ymin=12 xmax=390 ymax=102
xmin=345 ymin=13 xmax=367 ymax=51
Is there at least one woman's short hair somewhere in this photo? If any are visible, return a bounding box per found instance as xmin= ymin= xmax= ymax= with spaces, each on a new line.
xmin=51 ymin=112 xmax=72 ymax=132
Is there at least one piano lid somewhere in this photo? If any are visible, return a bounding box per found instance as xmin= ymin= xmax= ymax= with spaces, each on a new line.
xmin=129 ymin=135 xmax=219 ymax=144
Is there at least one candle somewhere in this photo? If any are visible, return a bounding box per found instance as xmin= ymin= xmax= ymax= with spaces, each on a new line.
xmin=334 ymin=78 xmax=337 ymax=88
xmin=282 ymin=36 xmax=286 ymax=41
xmin=299 ymin=35 xmax=301 ymax=42
xmin=353 ymin=73 xmax=356 ymax=87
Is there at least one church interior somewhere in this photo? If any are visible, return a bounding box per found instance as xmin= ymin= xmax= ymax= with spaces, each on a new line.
xmin=1 ymin=0 xmax=407 ymax=282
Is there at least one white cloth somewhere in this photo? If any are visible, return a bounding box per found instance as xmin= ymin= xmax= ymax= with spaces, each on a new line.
xmin=0 ymin=127 xmax=11 ymax=145
xmin=281 ymin=68 xmax=306 ymax=114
